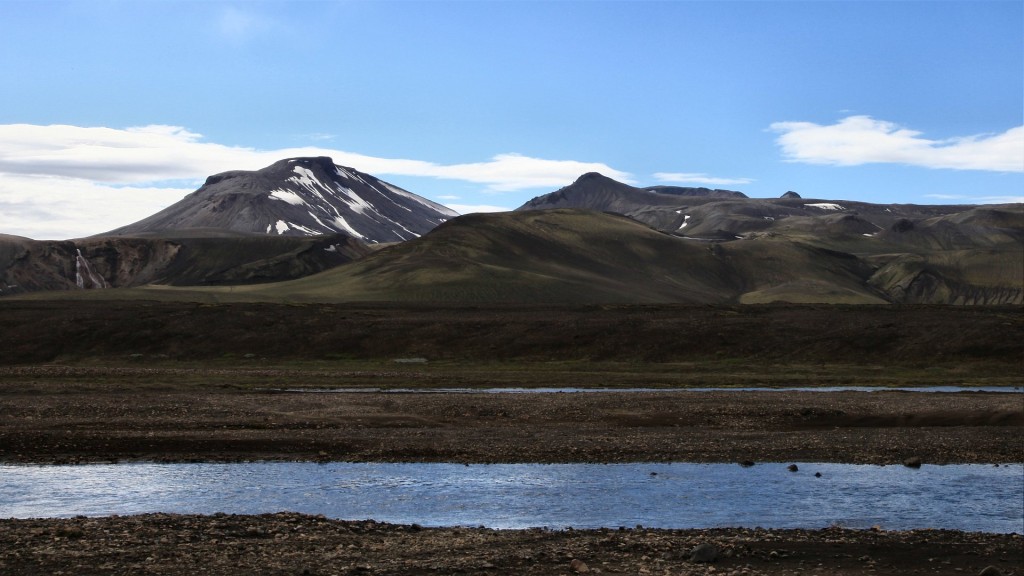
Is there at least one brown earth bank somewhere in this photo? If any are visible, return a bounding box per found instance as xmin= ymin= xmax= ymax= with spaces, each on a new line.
xmin=1 ymin=380 xmax=1021 ymax=464
xmin=1 ymin=513 xmax=1020 ymax=576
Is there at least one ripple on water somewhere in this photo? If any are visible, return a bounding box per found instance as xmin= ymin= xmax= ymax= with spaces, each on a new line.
xmin=1 ymin=462 xmax=1021 ymax=533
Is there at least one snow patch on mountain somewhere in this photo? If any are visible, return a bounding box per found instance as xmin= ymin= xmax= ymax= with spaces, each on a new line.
xmin=289 ymin=166 xmax=324 ymax=194
xmin=333 ymin=216 xmax=364 ymax=239
xmin=806 ymin=203 xmax=844 ymax=211
xmin=269 ymin=189 xmax=306 ymax=206
xmin=337 ymin=184 xmax=375 ymax=215
xmin=289 ymin=222 xmax=320 ymax=235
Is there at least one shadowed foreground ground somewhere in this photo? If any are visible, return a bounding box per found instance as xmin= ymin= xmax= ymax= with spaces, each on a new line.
xmin=1 ymin=302 xmax=1021 ymax=575
xmin=1 ymin=514 xmax=1021 ymax=576
xmin=0 ymin=367 xmax=1020 ymax=464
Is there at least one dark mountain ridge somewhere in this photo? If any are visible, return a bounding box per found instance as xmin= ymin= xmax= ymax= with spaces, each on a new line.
xmin=0 ymin=231 xmax=369 ymax=296
xmin=3 ymin=168 xmax=1020 ymax=305
xmin=146 ymin=207 xmax=1017 ymax=306
xmin=518 ymin=172 xmax=748 ymax=232
xmin=517 ymin=172 xmax=985 ymax=241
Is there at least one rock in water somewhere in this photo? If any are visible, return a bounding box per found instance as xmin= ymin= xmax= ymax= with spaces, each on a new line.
xmin=787 ymin=464 xmax=799 ymax=472
xmin=903 ymin=456 xmax=923 ymax=468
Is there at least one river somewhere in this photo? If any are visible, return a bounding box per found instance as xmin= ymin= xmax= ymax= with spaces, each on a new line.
xmin=2 ymin=462 xmax=1021 ymax=533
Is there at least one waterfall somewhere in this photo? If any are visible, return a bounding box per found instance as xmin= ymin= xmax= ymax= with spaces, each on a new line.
xmin=74 ymin=249 xmax=108 ymax=289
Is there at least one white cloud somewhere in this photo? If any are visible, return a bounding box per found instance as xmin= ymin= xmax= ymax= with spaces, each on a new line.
xmin=0 ymin=174 xmax=194 ymax=239
xmin=415 ymin=153 xmax=634 ymax=192
xmin=770 ymin=116 xmax=1024 ymax=172
xmin=0 ymin=124 xmax=630 ymax=190
xmin=445 ymin=204 xmax=512 ymax=215
xmin=653 ymin=172 xmax=753 ymax=186
xmin=0 ymin=123 xmax=629 ymax=238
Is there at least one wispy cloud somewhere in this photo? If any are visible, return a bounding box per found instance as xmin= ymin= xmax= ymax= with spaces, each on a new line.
xmin=0 ymin=123 xmax=630 ymax=238
xmin=653 ymin=172 xmax=753 ymax=186
xmin=0 ymin=124 xmax=631 ymax=190
xmin=216 ymin=6 xmax=271 ymax=43
xmin=301 ymin=133 xmax=337 ymax=142
xmin=445 ymin=204 xmax=512 ymax=215
xmin=924 ymin=193 xmax=1024 ymax=204
xmin=770 ymin=116 xmax=1024 ymax=172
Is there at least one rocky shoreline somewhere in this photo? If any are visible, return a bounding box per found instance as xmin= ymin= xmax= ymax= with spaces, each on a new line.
xmin=1 ymin=513 xmax=1020 ymax=575
xmin=2 ymin=384 xmax=1021 ymax=575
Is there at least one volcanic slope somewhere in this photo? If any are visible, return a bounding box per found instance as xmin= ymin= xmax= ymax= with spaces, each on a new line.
xmin=517 ymin=174 xmax=1023 ymax=305
xmin=0 ymin=231 xmax=370 ymax=295
xmin=21 ymin=205 xmax=1022 ymax=304
xmin=520 ymin=173 xmax=985 ymax=237
xmin=195 ymin=208 xmax=908 ymax=304
xmin=106 ymin=156 xmax=458 ymax=244
xmin=518 ymin=172 xmax=747 ymax=233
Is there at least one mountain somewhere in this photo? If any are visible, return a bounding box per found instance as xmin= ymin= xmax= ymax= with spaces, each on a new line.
xmin=0 ymin=231 xmax=369 ymax=295
xmin=517 ymin=172 xmax=980 ymax=239
xmin=5 ymin=169 xmax=1020 ymax=305
xmin=518 ymin=172 xmax=747 ymax=232
xmin=106 ymin=156 xmax=459 ymax=244
xmin=149 ymin=206 xmax=1017 ymax=305
xmin=510 ymin=174 xmax=1022 ymax=304
xmin=2 ymin=157 xmax=458 ymax=295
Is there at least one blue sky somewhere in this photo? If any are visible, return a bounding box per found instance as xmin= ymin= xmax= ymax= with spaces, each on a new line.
xmin=1 ymin=0 xmax=1021 ymax=239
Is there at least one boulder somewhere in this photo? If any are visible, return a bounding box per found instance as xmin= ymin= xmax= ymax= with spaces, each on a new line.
xmin=569 ymin=558 xmax=589 ymax=573
xmin=690 ymin=543 xmax=719 ymax=563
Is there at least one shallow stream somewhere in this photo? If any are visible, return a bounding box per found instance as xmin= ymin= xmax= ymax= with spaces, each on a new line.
xmin=2 ymin=462 xmax=1021 ymax=532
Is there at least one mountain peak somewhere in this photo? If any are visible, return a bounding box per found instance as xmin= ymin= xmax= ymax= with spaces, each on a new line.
xmin=574 ymin=172 xmax=614 ymax=183
xmin=105 ymin=158 xmax=456 ymax=243
xmin=274 ymin=156 xmax=337 ymax=171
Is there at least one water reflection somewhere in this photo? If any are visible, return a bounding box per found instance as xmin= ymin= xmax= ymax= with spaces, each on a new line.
xmin=2 ymin=462 xmax=1021 ymax=532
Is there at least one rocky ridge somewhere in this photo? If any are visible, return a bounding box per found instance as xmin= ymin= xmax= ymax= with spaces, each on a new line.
xmin=0 ymin=231 xmax=369 ymax=294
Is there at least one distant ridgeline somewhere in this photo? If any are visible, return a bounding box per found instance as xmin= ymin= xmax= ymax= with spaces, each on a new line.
xmin=0 ymin=164 xmax=1021 ymax=305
